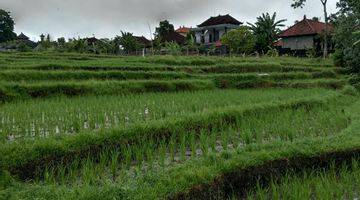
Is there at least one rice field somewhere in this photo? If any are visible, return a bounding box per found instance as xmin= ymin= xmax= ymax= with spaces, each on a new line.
xmin=0 ymin=88 xmax=336 ymax=142
xmin=0 ymin=52 xmax=359 ymax=200
xmin=246 ymin=159 xmax=360 ymax=200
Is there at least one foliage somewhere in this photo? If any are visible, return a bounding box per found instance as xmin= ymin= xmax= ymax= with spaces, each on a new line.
xmin=220 ymin=26 xmax=255 ymax=55
xmin=248 ymin=12 xmax=286 ymax=54
xmin=185 ymin=34 xmax=198 ymax=53
xmin=266 ymin=47 xmax=279 ymax=57
xmin=155 ymin=20 xmax=175 ymax=40
xmin=332 ymin=0 xmax=360 ymax=75
xmin=0 ymin=9 xmax=16 ymax=43
xmin=56 ymin=37 xmax=66 ymax=52
xmin=343 ymin=45 xmax=360 ymax=73
xmin=354 ymin=31 xmax=360 ymax=46
xmin=37 ymin=34 xmax=54 ymax=51
xmin=94 ymin=39 xmax=115 ymax=54
xmin=18 ymin=42 xmax=32 ymax=52
xmin=65 ymin=38 xmax=89 ymax=53
xmin=114 ymin=31 xmax=142 ymax=54
xmin=332 ymin=49 xmax=345 ymax=67
xmin=306 ymin=48 xmax=317 ymax=58
xmin=165 ymin=42 xmax=182 ymax=56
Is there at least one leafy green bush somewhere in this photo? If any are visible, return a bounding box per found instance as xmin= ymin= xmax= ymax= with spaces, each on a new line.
xmin=165 ymin=42 xmax=182 ymax=56
xmin=266 ymin=47 xmax=279 ymax=57
xmin=220 ymin=26 xmax=255 ymax=55
xmin=332 ymin=49 xmax=345 ymax=67
xmin=344 ymin=45 xmax=360 ymax=74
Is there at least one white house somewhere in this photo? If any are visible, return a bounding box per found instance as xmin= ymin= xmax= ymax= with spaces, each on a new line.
xmin=192 ymin=14 xmax=243 ymax=45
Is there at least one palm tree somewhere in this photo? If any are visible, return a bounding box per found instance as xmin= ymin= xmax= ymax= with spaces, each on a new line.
xmin=248 ymin=12 xmax=287 ymax=54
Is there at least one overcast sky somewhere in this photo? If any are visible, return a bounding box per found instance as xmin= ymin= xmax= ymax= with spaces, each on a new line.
xmin=0 ymin=0 xmax=338 ymax=41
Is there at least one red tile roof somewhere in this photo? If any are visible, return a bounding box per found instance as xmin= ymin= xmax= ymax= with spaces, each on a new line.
xmin=198 ymin=14 xmax=242 ymax=27
xmin=176 ymin=26 xmax=190 ymax=34
xmin=279 ymin=16 xmax=333 ymax=38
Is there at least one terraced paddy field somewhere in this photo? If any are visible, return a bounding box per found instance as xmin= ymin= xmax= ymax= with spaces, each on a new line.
xmin=0 ymin=52 xmax=359 ymax=200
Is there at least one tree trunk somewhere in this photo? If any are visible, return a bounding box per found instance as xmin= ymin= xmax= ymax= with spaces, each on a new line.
xmin=322 ymin=0 xmax=328 ymax=58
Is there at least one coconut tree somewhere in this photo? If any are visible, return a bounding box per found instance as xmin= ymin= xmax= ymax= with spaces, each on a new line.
xmin=247 ymin=12 xmax=286 ymax=54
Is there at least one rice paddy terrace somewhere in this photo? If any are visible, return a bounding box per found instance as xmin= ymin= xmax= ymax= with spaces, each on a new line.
xmin=0 ymin=52 xmax=359 ymax=200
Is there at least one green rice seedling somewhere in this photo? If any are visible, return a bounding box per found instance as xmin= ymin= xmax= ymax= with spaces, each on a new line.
xmin=0 ymin=88 xmax=338 ymax=142
xmin=199 ymin=130 xmax=209 ymax=156
xmin=169 ymin=135 xmax=177 ymax=162
xmin=145 ymin=139 xmax=155 ymax=169
xmin=179 ymin=134 xmax=187 ymax=161
xmin=57 ymin=164 xmax=67 ymax=185
xmin=158 ymin=141 xmax=167 ymax=168
xmin=43 ymin=166 xmax=55 ymax=185
xmin=82 ymin=158 xmax=96 ymax=186
xmin=241 ymin=127 xmax=253 ymax=145
xmin=110 ymin=151 xmax=120 ymax=182
xmin=134 ymin=144 xmax=144 ymax=168
xmin=209 ymin=129 xmax=218 ymax=153
xmin=121 ymin=144 xmax=132 ymax=169
xmin=221 ymin=130 xmax=231 ymax=151
xmin=98 ymin=150 xmax=109 ymax=173
xmin=247 ymin=159 xmax=360 ymax=200
xmin=189 ymin=131 xmax=197 ymax=158
xmin=67 ymin=159 xmax=80 ymax=184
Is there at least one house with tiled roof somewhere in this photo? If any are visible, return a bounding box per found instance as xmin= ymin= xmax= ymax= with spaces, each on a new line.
xmin=160 ymin=32 xmax=186 ymax=45
xmin=192 ymin=14 xmax=242 ymax=45
xmin=278 ymin=15 xmax=333 ymax=51
xmin=176 ymin=26 xmax=190 ymax=37
xmin=134 ymin=36 xmax=152 ymax=48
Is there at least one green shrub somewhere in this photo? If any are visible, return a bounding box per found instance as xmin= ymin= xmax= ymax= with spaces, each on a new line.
xmin=344 ymin=46 xmax=360 ymax=73
xmin=266 ymin=48 xmax=279 ymax=57
xmin=165 ymin=42 xmax=182 ymax=56
xmin=332 ymin=49 xmax=345 ymax=67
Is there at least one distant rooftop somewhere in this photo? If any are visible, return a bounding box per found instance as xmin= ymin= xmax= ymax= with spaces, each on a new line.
xmin=176 ymin=26 xmax=190 ymax=34
xmin=134 ymin=36 xmax=152 ymax=47
xmin=279 ymin=15 xmax=334 ymax=38
xmin=17 ymin=33 xmax=29 ymax=40
xmin=198 ymin=14 xmax=242 ymax=27
xmin=161 ymin=32 xmax=186 ymax=44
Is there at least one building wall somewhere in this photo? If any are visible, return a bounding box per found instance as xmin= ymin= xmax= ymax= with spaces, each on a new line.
xmin=219 ymin=29 xmax=226 ymax=38
xmin=195 ymin=32 xmax=202 ymax=43
xmin=194 ymin=27 xmax=235 ymax=45
xmin=282 ymin=35 xmax=315 ymax=50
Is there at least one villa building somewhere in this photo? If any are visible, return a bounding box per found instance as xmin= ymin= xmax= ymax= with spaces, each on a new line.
xmin=192 ymin=14 xmax=242 ymax=45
